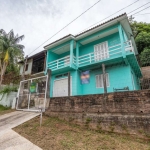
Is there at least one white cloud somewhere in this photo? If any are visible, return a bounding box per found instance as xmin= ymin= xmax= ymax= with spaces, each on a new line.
xmin=0 ymin=0 xmax=149 ymax=56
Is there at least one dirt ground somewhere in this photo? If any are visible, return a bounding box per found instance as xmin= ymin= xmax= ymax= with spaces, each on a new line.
xmin=13 ymin=115 xmax=150 ymax=150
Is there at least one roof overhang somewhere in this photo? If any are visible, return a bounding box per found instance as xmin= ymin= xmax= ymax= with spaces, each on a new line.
xmin=44 ymin=34 xmax=75 ymax=50
xmin=43 ymin=13 xmax=138 ymax=54
xmin=120 ymin=18 xmax=138 ymax=55
xmin=75 ymin=14 xmax=127 ymax=40
xmin=18 ymin=50 xmax=46 ymax=64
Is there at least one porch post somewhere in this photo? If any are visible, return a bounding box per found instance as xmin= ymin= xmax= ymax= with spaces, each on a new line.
xmin=68 ymin=72 xmax=70 ymax=96
xmin=76 ymin=42 xmax=79 ymax=66
xmin=47 ymin=69 xmax=51 ymax=98
xmin=70 ymin=40 xmax=74 ymax=67
xmin=102 ymin=63 xmax=107 ymax=94
xmin=118 ymin=24 xmax=125 ymax=58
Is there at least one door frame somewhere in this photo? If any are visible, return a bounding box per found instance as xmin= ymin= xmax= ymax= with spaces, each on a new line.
xmin=53 ymin=77 xmax=72 ymax=97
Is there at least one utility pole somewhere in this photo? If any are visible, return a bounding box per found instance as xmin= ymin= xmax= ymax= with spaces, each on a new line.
xmin=102 ymin=63 xmax=107 ymax=94
xmin=47 ymin=69 xmax=51 ymax=98
xmin=22 ymin=55 xmax=28 ymax=81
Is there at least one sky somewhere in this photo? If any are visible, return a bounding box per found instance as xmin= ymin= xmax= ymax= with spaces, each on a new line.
xmin=0 ymin=0 xmax=150 ymax=57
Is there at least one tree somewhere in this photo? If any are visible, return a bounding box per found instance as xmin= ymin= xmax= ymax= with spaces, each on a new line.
xmin=129 ymin=16 xmax=150 ymax=66
xmin=129 ymin=17 xmax=150 ymax=54
xmin=140 ymin=48 xmax=150 ymax=67
xmin=0 ymin=29 xmax=25 ymax=86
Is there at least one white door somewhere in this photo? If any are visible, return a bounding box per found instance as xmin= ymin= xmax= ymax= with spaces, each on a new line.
xmin=94 ymin=41 xmax=109 ymax=61
xmin=53 ymin=78 xmax=71 ymax=97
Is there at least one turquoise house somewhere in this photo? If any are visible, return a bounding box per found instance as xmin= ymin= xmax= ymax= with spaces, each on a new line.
xmin=44 ymin=13 xmax=142 ymax=97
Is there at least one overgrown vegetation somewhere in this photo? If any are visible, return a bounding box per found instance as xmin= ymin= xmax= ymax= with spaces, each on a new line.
xmin=0 ymin=104 xmax=14 ymax=115
xmin=129 ymin=17 xmax=150 ymax=66
xmin=0 ymin=86 xmax=18 ymax=100
xmin=14 ymin=115 xmax=150 ymax=150
xmin=0 ymin=29 xmax=25 ymax=86
xmin=0 ymin=104 xmax=10 ymax=110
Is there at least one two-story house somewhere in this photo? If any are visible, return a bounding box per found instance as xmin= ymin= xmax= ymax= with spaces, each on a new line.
xmin=19 ymin=50 xmax=46 ymax=77
xmin=44 ymin=13 xmax=142 ymax=97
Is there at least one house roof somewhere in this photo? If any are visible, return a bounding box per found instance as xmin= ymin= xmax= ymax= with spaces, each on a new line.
xmin=18 ymin=50 xmax=46 ymax=64
xmin=44 ymin=13 xmax=127 ymax=49
xmin=75 ymin=13 xmax=126 ymax=37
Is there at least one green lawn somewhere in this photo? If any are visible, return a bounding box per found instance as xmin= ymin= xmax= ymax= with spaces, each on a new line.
xmin=0 ymin=104 xmax=14 ymax=115
xmin=14 ymin=115 xmax=150 ymax=150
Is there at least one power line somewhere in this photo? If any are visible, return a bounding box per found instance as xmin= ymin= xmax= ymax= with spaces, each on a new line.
xmin=131 ymin=5 xmax=150 ymax=16
xmin=78 ymin=1 xmax=150 ymax=34
xmin=118 ymin=5 xmax=150 ymax=23
xmin=134 ymin=13 xmax=150 ymax=15
xmin=128 ymin=2 xmax=150 ymax=15
xmin=78 ymin=0 xmax=139 ymax=33
xmin=27 ymin=0 xmax=102 ymax=56
xmin=27 ymin=1 xmax=150 ymax=57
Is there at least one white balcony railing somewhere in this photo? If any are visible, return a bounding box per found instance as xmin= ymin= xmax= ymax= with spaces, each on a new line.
xmin=48 ymin=56 xmax=70 ymax=70
xmin=47 ymin=40 xmax=134 ymax=70
xmin=78 ymin=40 xmax=134 ymax=66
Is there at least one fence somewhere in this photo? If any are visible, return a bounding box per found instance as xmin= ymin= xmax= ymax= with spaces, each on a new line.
xmin=16 ymin=75 xmax=49 ymax=112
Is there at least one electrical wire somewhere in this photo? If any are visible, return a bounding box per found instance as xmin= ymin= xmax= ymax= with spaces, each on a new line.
xmin=78 ymin=0 xmax=140 ymax=33
xmin=27 ymin=1 xmax=150 ymax=57
xmin=134 ymin=13 xmax=150 ymax=15
xmin=132 ymin=7 xmax=150 ymax=16
xmin=27 ymin=0 xmax=102 ymax=57
xmin=78 ymin=1 xmax=150 ymax=34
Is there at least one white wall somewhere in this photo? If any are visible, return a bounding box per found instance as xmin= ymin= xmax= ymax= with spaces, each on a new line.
xmin=20 ymin=58 xmax=33 ymax=75
xmin=0 ymin=92 xmax=17 ymax=107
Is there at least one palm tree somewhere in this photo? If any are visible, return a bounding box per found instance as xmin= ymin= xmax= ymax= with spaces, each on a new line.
xmin=0 ymin=29 xmax=25 ymax=86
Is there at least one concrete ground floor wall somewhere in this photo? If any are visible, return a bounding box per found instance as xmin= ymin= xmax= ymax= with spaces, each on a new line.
xmin=45 ymin=90 xmax=150 ymax=137
xmin=50 ymin=64 xmax=140 ymax=97
xmin=0 ymin=92 xmax=17 ymax=107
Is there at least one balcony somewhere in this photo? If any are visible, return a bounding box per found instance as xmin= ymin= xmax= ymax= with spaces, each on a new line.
xmin=47 ymin=40 xmax=134 ymax=72
xmin=78 ymin=40 xmax=134 ymax=67
xmin=47 ymin=55 xmax=76 ymax=71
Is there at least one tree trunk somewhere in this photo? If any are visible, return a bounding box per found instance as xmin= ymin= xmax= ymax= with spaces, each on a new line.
xmin=0 ymin=75 xmax=3 ymax=87
xmin=0 ymin=62 xmax=7 ymax=87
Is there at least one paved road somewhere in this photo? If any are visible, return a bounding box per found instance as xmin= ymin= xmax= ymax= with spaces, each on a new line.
xmin=0 ymin=111 xmax=42 ymax=150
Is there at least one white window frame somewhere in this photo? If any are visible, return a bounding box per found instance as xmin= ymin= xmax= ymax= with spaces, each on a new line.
xmin=95 ymin=73 xmax=110 ymax=88
xmin=94 ymin=41 xmax=109 ymax=61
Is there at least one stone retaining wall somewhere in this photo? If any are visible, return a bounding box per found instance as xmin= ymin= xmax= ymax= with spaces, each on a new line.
xmin=45 ymin=90 xmax=150 ymax=137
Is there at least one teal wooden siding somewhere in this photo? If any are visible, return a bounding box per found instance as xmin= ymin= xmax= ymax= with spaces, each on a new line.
xmin=45 ymin=22 xmax=142 ymax=97
xmin=130 ymin=65 xmax=140 ymax=90
xmin=49 ymin=64 xmax=138 ymax=97
xmin=79 ymin=32 xmax=121 ymax=56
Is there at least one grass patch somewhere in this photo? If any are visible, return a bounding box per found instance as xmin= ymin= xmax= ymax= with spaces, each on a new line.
xmin=13 ymin=115 xmax=150 ymax=150
xmin=0 ymin=104 xmax=14 ymax=115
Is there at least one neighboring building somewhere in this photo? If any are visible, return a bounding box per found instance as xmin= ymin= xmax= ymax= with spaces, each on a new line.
xmin=19 ymin=50 xmax=46 ymax=77
xmin=43 ymin=13 xmax=142 ymax=97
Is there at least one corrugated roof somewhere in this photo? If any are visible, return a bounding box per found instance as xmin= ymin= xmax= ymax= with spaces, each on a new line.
xmin=44 ymin=13 xmax=127 ymax=49
xmin=44 ymin=34 xmax=73 ymax=48
xmin=75 ymin=13 xmax=126 ymax=37
xmin=18 ymin=50 xmax=46 ymax=63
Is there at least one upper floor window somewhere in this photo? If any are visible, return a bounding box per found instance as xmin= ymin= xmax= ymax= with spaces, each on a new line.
xmin=96 ymin=73 xmax=109 ymax=88
xmin=25 ymin=64 xmax=28 ymax=71
xmin=94 ymin=41 xmax=109 ymax=61
xmin=32 ymin=57 xmax=44 ymax=74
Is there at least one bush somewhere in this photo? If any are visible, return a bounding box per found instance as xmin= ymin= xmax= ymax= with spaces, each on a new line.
xmin=140 ymin=48 xmax=150 ymax=67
